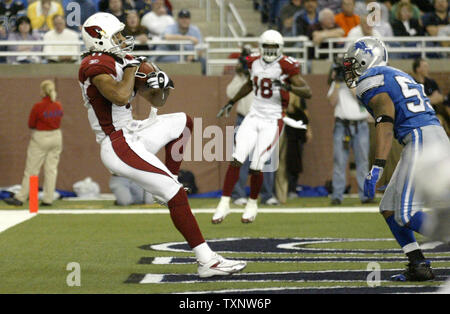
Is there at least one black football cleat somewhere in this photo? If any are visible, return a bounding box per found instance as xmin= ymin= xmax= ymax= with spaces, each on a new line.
xmin=3 ymin=197 xmax=23 ymax=206
xmin=391 ymin=260 xmax=435 ymax=282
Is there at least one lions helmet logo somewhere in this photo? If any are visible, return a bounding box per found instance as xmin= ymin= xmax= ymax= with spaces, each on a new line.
xmin=84 ymin=25 xmax=105 ymax=39
xmin=354 ymin=41 xmax=374 ymax=56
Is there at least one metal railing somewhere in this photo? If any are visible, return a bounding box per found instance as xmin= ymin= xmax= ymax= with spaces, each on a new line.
xmin=315 ymin=36 xmax=450 ymax=60
xmin=0 ymin=36 xmax=449 ymax=75
xmin=0 ymin=39 xmax=198 ymax=61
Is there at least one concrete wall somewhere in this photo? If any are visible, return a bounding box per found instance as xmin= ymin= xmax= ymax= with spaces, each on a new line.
xmin=0 ymin=69 xmax=448 ymax=194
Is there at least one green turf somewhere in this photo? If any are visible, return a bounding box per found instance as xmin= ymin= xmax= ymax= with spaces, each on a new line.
xmin=0 ymin=198 xmax=448 ymax=294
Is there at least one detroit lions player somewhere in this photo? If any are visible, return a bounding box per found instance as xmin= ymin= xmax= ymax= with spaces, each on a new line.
xmin=343 ymin=37 xmax=450 ymax=281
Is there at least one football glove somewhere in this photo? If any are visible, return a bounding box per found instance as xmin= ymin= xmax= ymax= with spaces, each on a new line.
xmin=217 ymin=101 xmax=234 ymax=118
xmin=123 ymin=56 xmax=146 ymax=70
xmin=272 ymin=79 xmax=292 ymax=91
xmin=282 ymin=116 xmax=307 ymax=129
xmin=146 ymin=71 xmax=174 ymax=89
xmin=363 ymin=165 xmax=383 ymax=199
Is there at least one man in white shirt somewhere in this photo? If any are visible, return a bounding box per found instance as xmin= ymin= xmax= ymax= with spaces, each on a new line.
xmin=327 ymin=60 xmax=370 ymax=205
xmin=43 ymin=14 xmax=79 ymax=63
xmin=140 ymin=0 xmax=175 ymax=37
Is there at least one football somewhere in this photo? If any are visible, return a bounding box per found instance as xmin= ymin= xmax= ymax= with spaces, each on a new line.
xmin=134 ymin=61 xmax=156 ymax=91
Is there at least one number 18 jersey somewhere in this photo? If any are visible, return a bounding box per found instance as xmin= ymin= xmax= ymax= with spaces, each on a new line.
xmin=246 ymin=54 xmax=301 ymax=119
xmin=356 ymin=66 xmax=440 ymax=142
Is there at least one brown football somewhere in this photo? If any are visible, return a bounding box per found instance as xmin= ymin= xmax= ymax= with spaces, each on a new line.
xmin=134 ymin=61 xmax=156 ymax=91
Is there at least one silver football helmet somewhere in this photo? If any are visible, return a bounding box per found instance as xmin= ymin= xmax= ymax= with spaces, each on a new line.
xmin=343 ymin=37 xmax=388 ymax=88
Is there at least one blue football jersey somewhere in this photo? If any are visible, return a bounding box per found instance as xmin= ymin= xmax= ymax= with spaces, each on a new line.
xmin=356 ymin=66 xmax=440 ymax=142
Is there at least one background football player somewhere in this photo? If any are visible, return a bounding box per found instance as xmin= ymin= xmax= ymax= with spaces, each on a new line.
xmin=213 ymin=29 xmax=312 ymax=224
xmin=78 ymin=12 xmax=246 ymax=278
xmin=343 ymin=36 xmax=450 ymax=281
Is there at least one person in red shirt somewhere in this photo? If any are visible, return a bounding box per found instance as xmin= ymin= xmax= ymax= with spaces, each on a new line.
xmin=4 ymin=80 xmax=63 ymax=206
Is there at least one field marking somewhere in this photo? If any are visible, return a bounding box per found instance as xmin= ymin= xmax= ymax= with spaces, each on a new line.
xmin=125 ymin=268 xmax=450 ymax=284
xmin=0 ymin=211 xmax=37 ymax=233
xmin=179 ymin=285 xmax=440 ymax=294
xmin=0 ymin=207 xmax=380 ymax=215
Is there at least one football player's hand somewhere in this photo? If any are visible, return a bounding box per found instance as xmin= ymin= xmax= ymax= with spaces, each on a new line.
xmin=272 ymin=79 xmax=292 ymax=91
xmin=217 ymin=101 xmax=234 ymax=118
xmin=123 ymin=56 xmax=146 ymax=70
xmin=146 ymin=71 xmax=174 ymax=89
xmin=363 ymin=166 xmax=383 ymax=199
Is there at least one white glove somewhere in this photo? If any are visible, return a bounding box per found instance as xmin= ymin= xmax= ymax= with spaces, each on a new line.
xmin=123 ymin=56 xmax=146 ymax=70
xmin=146 ymin=71 xmax=174 ymax=89
xmin=282 ymin=116 xmax=307 ymax=129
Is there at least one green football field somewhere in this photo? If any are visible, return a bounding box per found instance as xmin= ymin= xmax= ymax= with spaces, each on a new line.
xmin=0 ymin=197 xmax=448 ymax=294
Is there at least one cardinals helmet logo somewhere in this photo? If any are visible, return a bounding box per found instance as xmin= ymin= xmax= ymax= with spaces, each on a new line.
xmin=84 ymin=25 xmax=105 ymax=39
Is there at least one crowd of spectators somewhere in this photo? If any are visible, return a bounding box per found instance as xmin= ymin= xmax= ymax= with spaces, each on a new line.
xmin=0 ymin=0 xmax=206 ymax=66
xmin=255 ymin=0 xmax=449 ymax=59
xmin=0 ymin=1 xmax=449 ymax=65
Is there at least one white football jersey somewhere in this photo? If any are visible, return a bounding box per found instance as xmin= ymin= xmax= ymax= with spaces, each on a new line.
xmin=246 ymin=54 xmax=301 ymax=119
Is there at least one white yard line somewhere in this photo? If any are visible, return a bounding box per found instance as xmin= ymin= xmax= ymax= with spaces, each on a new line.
xmin=0 ymin=207 xmax=379 ymax=233
xmin=9 ymin=207 xmax=380 ymax=214
xmin=0 ymin=211 xmax=37 ymax=233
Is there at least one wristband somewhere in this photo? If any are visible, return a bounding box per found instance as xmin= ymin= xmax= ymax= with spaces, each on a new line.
xmin=374 ymin=159 xmax=386 ymax=168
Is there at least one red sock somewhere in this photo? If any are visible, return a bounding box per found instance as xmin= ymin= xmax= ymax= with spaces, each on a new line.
xmin=167 ymin=188 xmax=205 ymax=248
xmin=165 ymin=114 xmax=193 ymax=175
xmin=249 ymin=172 xmax=263 ymax=199
xmin=222 ymin=164 xmax=241 ymax=197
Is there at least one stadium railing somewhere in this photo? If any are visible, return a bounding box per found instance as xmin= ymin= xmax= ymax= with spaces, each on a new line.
xmin=0 ymin=36 xmax=449 ymax=75
xmin=315 ymin=36 xmax=450 ymax=60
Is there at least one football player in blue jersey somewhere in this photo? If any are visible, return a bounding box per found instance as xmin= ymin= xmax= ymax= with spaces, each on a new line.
xmin=343 ymin=37 xmax=450 ymax=281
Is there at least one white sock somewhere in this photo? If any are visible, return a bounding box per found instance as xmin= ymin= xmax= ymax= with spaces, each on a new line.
xmin=193 ymin=242 xmax=215 ymax=264
xmin=220 ymin=196 xmax=231 ymax=204
xmin=247 ymin=198 xmax=258 ymax=205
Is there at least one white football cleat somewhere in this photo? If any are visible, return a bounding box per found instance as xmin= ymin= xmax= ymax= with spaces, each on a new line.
xmin=197 ymin=253 xmax=247 ymax=278
xmin=241 ymin=198 xmax=258 ymax=223
xmin=233 ymin=197 xmax=248 ymax=206
xmin=212 ymin=196 xmax=230 ymax=224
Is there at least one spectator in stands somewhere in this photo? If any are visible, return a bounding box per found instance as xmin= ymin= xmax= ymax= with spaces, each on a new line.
xmin=390 ymin=0 xmax=421 ymax=24
xmin=292 ymin=0 xmax=319 ymax=36
xmin=422 ymin=0 xmax=449 ymax=36
xmin=279 ymin=0 xmax=304 ymax=36
xmin=327 ymin=58 xmax=371 ymax=205
xmin=7 ymin=15 xmax=42 ymax=64
xmin=317 ymin=0 xmax=342 ymax=14
xmin=106 ymin=0 xmax=131 ymax=23
xmin=110 ymin=174 xmax=154 ymax=206
xmin=0 ymin=0 xmax=27 ymax=34
xmin=122 ymin=10 xmax=149 ymax=50
xmin=43 ymin=14 xmax=79 ymax=63
xmin=307 ymin=8 xmax=344 ymax=58
xmin=63 ymin=0 xmax=98 ymax=31
xmin=140 ymin=0 xmax=175 ymax=37
xmin=347 ymin=13 xmax=382 ymax=40
xmin=334 ymin=0 xmax=360 ymax=36
xmin=3 ymin=80 xmax=63 ymax=207
xmin=27 ymin=0 xmax=64 ymax=33
xmin=156 ymin=9 xmax=206 ymax=74
xmin=392 ymin=1 xmax=424 ymax=36
xmin=0 ymin=22 xmax=7 ymax=63
xmin=124 ymin=0 xmax=145 ymax=14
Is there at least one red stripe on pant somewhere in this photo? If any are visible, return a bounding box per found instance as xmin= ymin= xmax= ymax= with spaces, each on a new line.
xmin=110 ymin=130 xmax=172 ymax=177
xmin=165 ymin=114 xmax=193 ymax=175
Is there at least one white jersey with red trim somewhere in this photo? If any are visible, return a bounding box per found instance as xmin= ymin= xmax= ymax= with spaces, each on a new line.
xmin=78 ymin=52 xmax=135 ymax=143
xmin=247 ymin=54 xmax=301 ymax=119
